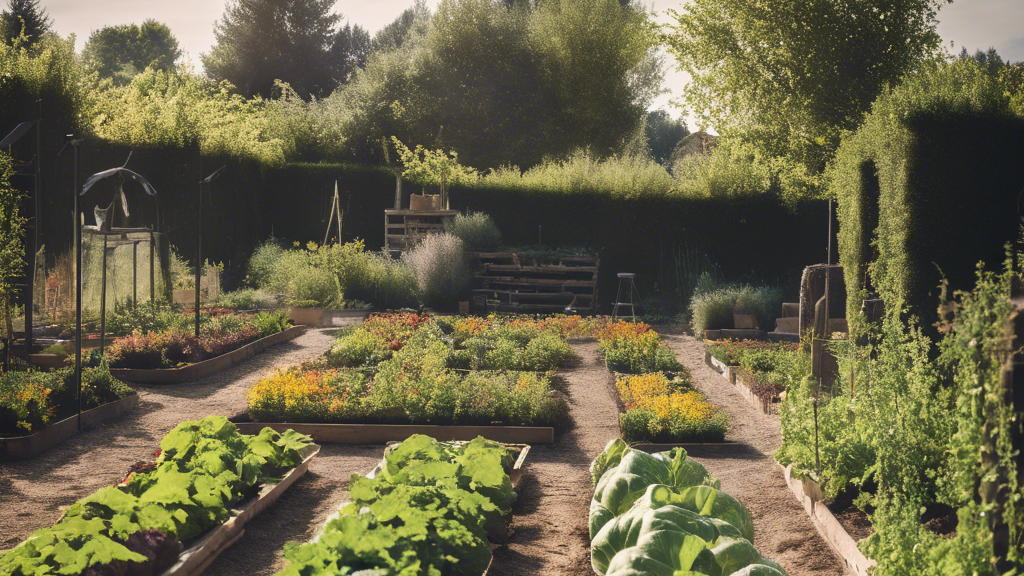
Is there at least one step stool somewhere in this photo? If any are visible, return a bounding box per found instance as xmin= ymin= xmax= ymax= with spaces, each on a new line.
xmin=612 ymin=273 xmax=641 ymax=322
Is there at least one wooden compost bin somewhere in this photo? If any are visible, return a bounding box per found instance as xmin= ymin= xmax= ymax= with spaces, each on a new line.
xmin=384 ymin=209 xmax=458 ymax=253
xmin=469 ymin=251 xmax=599 ymax=314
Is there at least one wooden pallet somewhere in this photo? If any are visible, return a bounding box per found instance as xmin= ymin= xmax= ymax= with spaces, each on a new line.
xmin=468 ymin=251 xmax=599 ymax=314
xmin=384 ymin=210 xmax=459 ymax=252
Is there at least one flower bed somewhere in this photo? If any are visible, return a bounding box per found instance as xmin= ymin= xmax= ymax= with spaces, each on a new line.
xmin=0 ymin=416 xmax=316 ymax=576
xmin=615 ymin=372 xmax=728 ymax=443
xmin=596 ymin=321 xmax=681 ymax=374
xmin=274 ymin=434 xmax=521 ymax=576
xmin=0 ymin=363 xmax=133 ymax=436
xmin=107 ymin=310 xmax=292 ymax=370
xmin=248 ymin=312 xmax=574 ymax=430
xmin=588 ymin=439 xmax=786 ymax=576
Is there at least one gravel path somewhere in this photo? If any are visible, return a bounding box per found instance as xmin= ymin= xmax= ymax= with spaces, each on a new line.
xmin=660 ymin=332 xmax=850 ymax=576
xmin=490 ymin=341 xmax=620 ymax=576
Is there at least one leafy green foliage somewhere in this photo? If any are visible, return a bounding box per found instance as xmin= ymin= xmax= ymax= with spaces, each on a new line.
xmin=662 ymin=0 xmax=950 ymax=200
xmin=0 ymin=417 xmax=312 ymax=575
xmin=276 ymin=435 xmax=513 ymax=576
xmin=202 ymin=0 xmax=340 ymax=99
xmin=588 ymin=443 xmax=782 ymax=576
xmin=689 ymin=284 xmax=782 ymax=334
xmin=445 ymin=211 xmax=502 ymax=252
xmin=0 ymin=363 xmax=133 ymax=435
xmin=0 ymin=152 xmax=24 ymax=340
xmin=82 ymin=20 xmax=182 ymax=85
xmin=0 ymin=0 xmax=51 ymax=47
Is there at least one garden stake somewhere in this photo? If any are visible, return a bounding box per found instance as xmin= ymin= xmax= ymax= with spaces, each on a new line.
xmin=99 ymin=234 xmax=107 ymax=354
xmin=196 ymin=156 xmax=202 ymax=338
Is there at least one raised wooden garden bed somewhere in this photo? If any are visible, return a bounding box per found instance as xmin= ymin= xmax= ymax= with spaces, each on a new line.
xmin=0 ymin=392 xmax=139 ymax=461
xmin=288 ymin=307 xmax=372 ymax=327
xmin=384 ymin=209 xmax=459 ymax=253
xmin=234 ymin=422 xmax=554 ymax=445
xmin=158 ymin=443 xmax=320 ymax=576
xmin=111 ymin=325 xmax=306 ymax=384
xmin=777 ymin=462 xmax=875 ymax=576
xmin=468 ymin=251 xmax=599 ymax=313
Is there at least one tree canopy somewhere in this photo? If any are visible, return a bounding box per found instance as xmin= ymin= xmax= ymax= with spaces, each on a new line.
xmin=202 ymin=0 xmax=341 ymax=99
xmin=82 ymin=20 xmax=181 ymax=85
xmin=0 ymin=0 xmax=51 ymax=47
xmin=662 ymin=0 xmax=951 ymax=199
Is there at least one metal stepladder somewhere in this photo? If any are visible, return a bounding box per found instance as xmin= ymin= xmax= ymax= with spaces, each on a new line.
xmin=611 ymin=273 xmax=641 ymax=321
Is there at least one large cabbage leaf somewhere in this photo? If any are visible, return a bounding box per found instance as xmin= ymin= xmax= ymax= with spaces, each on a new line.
xmin=711 ymin=539 xmax=785 ymax=575
xmin=591 ymin=439 xmax=629 ymax=485
xmin=592 ymin=504 xmax=722 ymax=574
xmin=647 ymin=484 xmax=755 ymax=542
xmin=605 ymin=531 xmax=722 ymax=576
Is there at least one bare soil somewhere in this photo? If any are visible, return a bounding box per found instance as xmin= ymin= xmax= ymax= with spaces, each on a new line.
xmin=660 ymin=331 xmax=851 ymax=576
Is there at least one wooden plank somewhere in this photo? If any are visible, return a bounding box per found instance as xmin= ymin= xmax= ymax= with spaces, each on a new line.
xmin=474 ymin=276 xmax=596 ymax=287
xmin=384 ymin=210 xmax=459 ymax=216
xmin=0 ymin=394 xmax=140 ymax=461
xmin=484 ymin=265 xmax=598 ymax=274
xmin=471 ymin=290 xmax=594 ymax=300
xmin=487 ymin=303 xmax=592 ymax=312
xmin=111 ymin=326 xmax=306 ymax=384
xmin=235 ymin=423 xmax=554 ymax=445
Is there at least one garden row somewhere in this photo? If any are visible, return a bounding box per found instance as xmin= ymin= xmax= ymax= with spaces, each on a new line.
xmin=587 ymin=439 xmax=786 ymax=575
xmin=0 ymin=415 xmax=529 ymax=576
xmin=699 ymin=261 xmax=1024 ymax=575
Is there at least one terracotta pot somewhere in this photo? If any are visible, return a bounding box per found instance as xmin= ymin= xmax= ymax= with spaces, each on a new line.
xmin=409 ymin=194 xmax=440 ymax=211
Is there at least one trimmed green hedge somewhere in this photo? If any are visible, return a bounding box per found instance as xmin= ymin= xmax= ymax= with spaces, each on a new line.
xmin=832 ymin=60 xmax=1024 ymax=333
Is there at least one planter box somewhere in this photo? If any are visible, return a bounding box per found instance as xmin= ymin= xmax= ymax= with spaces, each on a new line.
xmin=111 ymin=326 xmax=306 ymax=384
xmin=310 ymin=441 xmax=529 ymax=576
xmin=777 ymin=462 xmax=876 ymax=576
xmin=703 ymin=352 xmax=738 ymax=384
xmin=703 ymin=330 xmax=722 ymax=340
xmin=733 ymin=313 xmax=759 ymax=330
xmin=28 ymin=353 xmax=68 ymax=368
xmin=158 ymin=444 xmax=320 ymax=576
xmin=289 ymin=308 xmax=372 ymax=327
xmin=409 ymin=193 xmax=442 ymax=211
xmin=235 ymin=422 xmax=554 ymax=445
xmin=288 ymin=307 xmax=324 ymax=326
xmin=0 ymin=393 xmax=139 ymax=461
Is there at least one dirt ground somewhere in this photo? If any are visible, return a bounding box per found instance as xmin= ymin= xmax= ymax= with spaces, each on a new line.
xmin=660 ymin=331 xmax=850 ymax=576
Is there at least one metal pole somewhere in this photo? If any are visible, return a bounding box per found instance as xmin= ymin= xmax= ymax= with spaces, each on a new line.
xmin=73 ymin=140 xmax=82 ymax=431
xmin=149 ymin=234 xmax=155 ymax=304
xmin=99 ymin=234 xmax=107 ymax=354
xmin=132 ymin=241 xmax=138 ymax=308
xmin=195 ymin=157 xmax=202 ymax=339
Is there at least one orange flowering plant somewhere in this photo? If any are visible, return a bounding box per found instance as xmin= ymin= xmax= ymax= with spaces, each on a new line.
xmin=616 ymin=372 xmax=728 ymax=442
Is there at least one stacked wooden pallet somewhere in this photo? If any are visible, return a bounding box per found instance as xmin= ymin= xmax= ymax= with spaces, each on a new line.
xmin=384 ymin=209 xmax=459 ymax=253
xmin=469 ymin=252 xmax=599 ymax=313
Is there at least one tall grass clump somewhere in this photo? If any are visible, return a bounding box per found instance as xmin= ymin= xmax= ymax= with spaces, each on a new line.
xmin=672 ymin=139 xmax=773 ymax=199
xmin=689 ymin=283 xmax=783 ymax=333
xmin=477 ymin=149 xmax=676 ymax=199
xmin=445 ymin=211 xmax=502 ymax=251
xmin=402 ymin=233 xmax=469 ymax=310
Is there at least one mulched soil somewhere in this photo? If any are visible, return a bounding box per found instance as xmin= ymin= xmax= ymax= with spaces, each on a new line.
xmin=660 ymin=330 xmax=851 ymax=576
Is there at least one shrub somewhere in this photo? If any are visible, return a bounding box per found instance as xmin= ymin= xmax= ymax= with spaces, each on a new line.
xmin=402 ymin=233 xmax=469 ymax=310
xmin=0 ymin=364 xmax=132 ymax=434
xmin=445 ymin=211 xmax=502 ymax=251
xmin=253 ymin=310 xmax=290 ymax=338
xmin=326 ymin=327 xmax=392 ymax=368
xmin=689 ymin=284 xmax=782 ymax=333
xmin=287 ymin=266 xmax=343 ymax=309
xmin=107 ymin=332 xmax=166 ymax=369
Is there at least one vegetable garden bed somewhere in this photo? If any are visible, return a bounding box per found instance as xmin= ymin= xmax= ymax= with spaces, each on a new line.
xmin=234 ymin=421 xmax=553 ymax=444
xmin=274 ymin=435 xmax=526 ymax=576
xmin=158 ymin=443 xmax=320 ymax=576
xmin=0 ymin=392 xmax=139 ymax=461
xmin=111 ymin=325 xmax=306 ymax=383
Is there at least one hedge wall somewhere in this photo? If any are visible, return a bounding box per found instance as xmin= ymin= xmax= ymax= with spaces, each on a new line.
xmin=33 ymin=140 xmax=828 ymax=309
xmin=832 ymin=60 xmax=1024 ymax=334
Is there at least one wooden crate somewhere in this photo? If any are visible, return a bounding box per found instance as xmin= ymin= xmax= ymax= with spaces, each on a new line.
xmin=468 ymin=251 xmax=599 ymax=314
xmin=384 ymin=210 xmax=459 ymax=253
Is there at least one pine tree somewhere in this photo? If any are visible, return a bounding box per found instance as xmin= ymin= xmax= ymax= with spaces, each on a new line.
xmin=1 ymin=0 xmax=52 ymax=47
xmin=202 ymin=0 xmax=340 ymax=99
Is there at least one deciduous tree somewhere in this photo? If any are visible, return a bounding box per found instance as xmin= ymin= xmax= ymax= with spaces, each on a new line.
xmin=81 ymin=20 xmax=181 ymax=85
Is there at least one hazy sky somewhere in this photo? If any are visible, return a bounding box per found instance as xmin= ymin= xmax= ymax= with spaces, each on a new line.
xmin=42 ymin=0 xmax=1024 ymax=121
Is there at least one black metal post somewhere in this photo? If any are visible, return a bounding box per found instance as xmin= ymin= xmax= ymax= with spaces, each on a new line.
xmin=195 ymin=158 xmax=202 ymax=339
xmin=73 ymin=139 xmax=82 ymax=431
xmin=99 ymin=234 xmax=108 ymax=354
xmin=149 ymin=234 xmax=155 ymax=304
xmin=132 ymin=241 xmax=138 ymax=308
